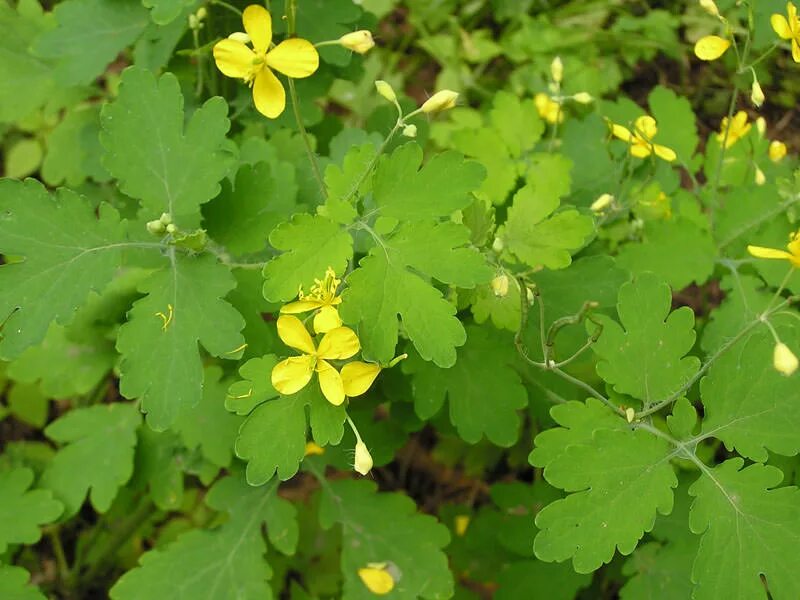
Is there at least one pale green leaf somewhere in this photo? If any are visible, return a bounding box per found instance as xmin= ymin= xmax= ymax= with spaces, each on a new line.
xmin=0 ymin=565 xmax=48 ymax=600
xmin=489 ymin=91 xmax=545 ymax=158
xmin=648 ymin=85 xmax=698 ymax=162
xmin=142 ymin=0 xmax=192 ymax=25
xmin=0 ymin=467 xmax=62 ymax=552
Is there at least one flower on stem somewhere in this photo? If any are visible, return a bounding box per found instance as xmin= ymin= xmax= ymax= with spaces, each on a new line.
xmin=358 ymin=563 xmax=396 ymax=594
xmin=609 ymin=115 xmax=677 ymax=161
xmin=751 ymin=77 xmax=765 ymax=107
xmin=716 ymin=111 xmax=751 ymax=149
xmin=591 ymin=193 xmax=614 ymax=213
xmin=339 ymin=30 xmax=375 ymax=54
xmin=375 ymin=80 xmax=396 ymax=103
xmin=212 ymin=5 xmax=319 ymax=118
xmin=774 ymin=342 xmax=799 ymax=376
xmin=270 ymin=315 xmax=360 ymax=406
xmin=747 ymin=230 xmax=800 ymax=267
xmin=770 ymin=140 xmax=788 ymax=162
xmin=281 ymin=267 xmax=343 ymax=333
xmin=572 ymin=92 xmax=593 ymax=104
xmin=534 ymin=93 xmax=563 ymax=124
xmin=550 ymin=56 xmax=563 ymax=84
xmin=771 ymin=2 xmax=800 ymax=62
xmin=694 ymin=35 xmax=731 ymax=60
xmin=421 ymin=90 xmax=459 ymax=114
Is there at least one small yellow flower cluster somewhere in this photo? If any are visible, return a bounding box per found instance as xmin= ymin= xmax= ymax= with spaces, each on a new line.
xmin=608 ymin=115 xmax=676 ymax=162
xmin=534 ymin=56 xmax=593 ymax=125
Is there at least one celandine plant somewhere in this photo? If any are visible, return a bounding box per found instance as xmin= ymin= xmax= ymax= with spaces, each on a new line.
xmin=0 ymin=0 xmax=799 ymax=598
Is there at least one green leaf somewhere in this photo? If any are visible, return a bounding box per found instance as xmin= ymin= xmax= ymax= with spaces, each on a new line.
xmin=470 ymin=275 xmax=521 ymax=332
xmin=291 ymin=0 xmax=361 ymax=66
xmin=0 ymin=179 xmax=125 ymax=359
xmin=42 ymin=105 xmax=108 ymax=187
xmin=502 ymin=154 xmax=593 ymax=270
xmin=134 ymin=427 xmax=184 ymax=510
xmin=533 ymin=427 xmax=677 ymax=573
xmin=701 ymin=274 xmax=774 ymax=353
xmin=373 ymin=143 xmax=485 ymax=220
xmin=226 ymin=355 xmax=281 ymax=416
xmin=318 ymin=479 xmax=453 ymax=599
xmin=700 ymin=328 xmax=800 ymax=462
xmin=173 ymin=366 xmax=242 ymax=468
xmin=592 ymin=273 xmax=700 ymax=405
xmin=7 ymin=323 xmax=115 ymax=399
xmin=262 ymin=214 xmax=353 ymax=302
xmin=451 ymin=126 xmax=517 ymax=205
xmin=204 ymin=161 xmax=300 ymax=256
xmin=489 ymin=91 xmax=545 ymax=158
xmin=616 ymin=218 xmax=716 ymax=290
xmin=33 ymin=0 xmax=149 ymax=86
xmin=41 ymin=403 xmax=140 ymax=515
xmin=235 ymin=391 xmax=308 ymax=485
xmin=142 ymin=0 xmax=192 ymax=25
xmin=308 ymin=384 xmax=347 ymax=447
xmin=323 ymin=143 xmax=376 ymax=225
xmin=0 ymin=467 xmax=62 ymax=552
xmin=0 ymin=565 xmax=47 ymax=600
xmin=689 ymin=460 xmax=800 ymax=600
xmin=117 ymin=254 xmax=245 ymax=430
xmin=405 ymin=324 xmax=527 ymax=446
xmin=100 ymin=66 xmax=232 ymax=225
xmin=495 ymin=561 xmax=590 ymax=600
xmin=111 ymin=474 xmax=296 ymax=600
xmin=647 ymin=86 xmax=698 ymax=163
xmin=341 ymin=222 xmax=491 ymax=367
xmin=4 ymin=138 xmax=42 ymax=179
xmin=6 ymin=382 xmax=49 ymax=428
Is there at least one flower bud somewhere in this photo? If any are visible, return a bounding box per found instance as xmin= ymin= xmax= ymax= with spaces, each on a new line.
xmin=146 ymin=219 xmax=165 ymax=235
xmin=774 ymin=342 xmax=799 ymax=376
xmin=699 ymin=0 xmax=719 ymax=17
xmin=402 ymin=124 xmax=417 ymax=138
xmin=159 ymin=212 xmax=173 ymax=225
xmin=591 ymin=193 xmax=614 ymax=213
xmin=166 ymin=223 xmax=178 ymax=234
xmin=195 ymin=7 xmax=207 ymax=20
xmin=421 ymin=90 xmax=458 ymax=114
xmin=492 ymin=237 xmax=504 ymax=253
xmin=374 ymin=80 xmax=396 ymax=103
xmin=339 ymin=30 xmax=375 ymax=54
xmin=769 ymin=140 xmax=787 ymax=162
xmin=751 ymin=79 xmax=765 ymax=107
xmin=490 ymin=274 xmax=509 ymax=297
xmin=228 ymin=32 xmax=250 ymax=44
xmin=756 ymin=117 xmax=767 ymax=137
xmin=354 ymin=440 xmax=373 ymax=475
xmin=754 ymin=165 xmax=766 ymax=186
xmin=572 ymin=92 xmax=593 ymax=104
xmin=550 ymin=56 xmax=563 ymax=84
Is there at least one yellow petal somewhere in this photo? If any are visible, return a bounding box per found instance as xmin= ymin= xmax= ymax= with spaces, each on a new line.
xmin=213 ymin=39 xmax=256 ymax=79
xmin=793 ymin=38 xmax=800 ymax=63
xmin=253 ymin=67 xmax=286 ymax=118
xmin=266 ymin=38 xmax=320 ymax=78
xmin=634 ymin=115 xmax=658 ymax=140
xmin=317 ymin=327 xmax=360 ymax=360
xmin=276 ymin=314 xmax=316 ymax=354
xmin=316 ymin=360 xmax=345 ymax=406
xmin=281 ymin=299 xmax=324 ymax=314
xmin=242 ymin=4 xmax=272 ymax=55
xmin=769 ymin=140 xmax=787 ymax=162
xmin=271 ymin=355 xmax=315 ymax=395
xmin=611 ymin=123 xmax=633 ymax=142
xmin=358 ymin=566 xmax=395 ymax=595
xmin=747 ymin=245 xmax=795 ymax=261
xmin=694 ymin=35 xmax=731 ymax=61
xmin=313 ymin=305 xmax=342 ymax=334
xmin=652 ymin=143 xmax=677 ymax=162
xmin=774 ymin=342 xmax=799 ymax=376
xmin=629 ymin=143 xmax=652 ymax=158
xmin=341 ymin=361 xmax=382 ymax=397
xmin=304 ymin=441 xmax=325 ymax=456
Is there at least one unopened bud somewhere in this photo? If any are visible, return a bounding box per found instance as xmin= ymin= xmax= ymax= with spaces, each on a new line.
xmin=195 ymin=7 xmax=207 ymax=20
xmin=402 ymin=124 xmax=417 ymax=138
xmin=769 ymin=140 xmax=787 ymax=162
xmin=374 ymin=80 xmax=396 ymax=103
xmin=166 ymin=223 xmax=178 ymax=234
xmin=492 ymin=237 xmax=504 ymax=253
xmin=591 ymin=193 xmax=614 ymax=213
xmin=339 ymin=30 xmax=375 ymax=54
xmin=421 ymin=90 xmax=458 ymax=114
xmin=754 ymin=165 xmax=766 ymax=186
xmin=354 ymin=440 xmax=373 ymax=475
xmin=572 ymin=92 xmax=593 ymax=104
xmin=625 ymin=407 xmax=635 ymax=423
xmin=550 ymin=56 xmax=563 ymax=84
xmin=774 ymin=342 xmax=799 ymax=376
xmin=756 ymin=117 xmax=767 ymax=137
xmin=228 ymin=32 xmax=250 ymax=43
xmin=526 ymin=287 xmax=534 ymax=305
xmin=490 ymin=274 xmax=509 ymax=297
xmin=751 ymin=79 xmax=765 ymax=107
xmin=146 ymin=220 xmax=165 ymax=235
xmin=699 ymin=0 xmax=719 ymax=17
xmin=159 ymin=212 xmax=173 ymax=225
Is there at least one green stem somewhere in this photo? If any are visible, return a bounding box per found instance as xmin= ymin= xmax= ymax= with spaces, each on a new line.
xmin=48 ymin=529 xmax=70 ymax=585
xmin=709 ymin=85 xmax=739 ymax=211
xmin=286 ymin=77 xmax=327 ymax=201
xmin=210 ymin=0 xmax=241 ymax=16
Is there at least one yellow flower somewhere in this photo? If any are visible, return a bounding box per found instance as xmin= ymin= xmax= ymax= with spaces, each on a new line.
xmin=454 ymin=515 xmax=470 ymax=536
xmin=271 ymin=315 xmax=360 ymax=406
xmin=304 ymin=441 xmax=325 ymax=456
xmin=716 ymin=111 xmax=751 ymax=149
xmin=212 ymin=5 xmax=319 ymax=118
xmin=341 ymin=361 xmax=382 ymax=397
xmin=358 ymin=563 xmax=396 ymax=595
xmin=694 ymin=35 xmax=731 ymax=60
xmin=339 ymin=30 xmax=375 ymax=54
xmin=747 ymin=230 xmax=800 ymax=268
xmin=609 ymin=115 xmax=677 ymax=161
xmin=281 ymin=267 xmax=343 ymax=334
xmin=534 ymin=93 xmax=563 ymax=124
xmin=770 ymin=140 xmax=788 ymax=162
xmin=774 ymin=342 xmax=799 ymax=376
xmin=421 ymin=90 xmax=459 ymax=114
xmin=772 ymin=2 xmax=800 ymax=62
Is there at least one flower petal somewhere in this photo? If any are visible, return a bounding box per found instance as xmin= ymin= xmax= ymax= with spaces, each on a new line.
xmin=792 ymin=38 xmax=800 ymax=62
xmin=253 ymin=67 xmax=286 ymax=118
xmin=242 ymin=4 xmax=272 ymax=55
xmin=772 ymin=13 xmax=793 ymax=39
xmin=341 ymin=361 xmax=382 ymax=397
xmin=358 ymin=566 xmax=394 ymax=595
xmin=313 ymin=305 xmax=342 ymax=334
xmin=281 ymin=299 xmax=324 ymax=314
xmin=271 ymin=355 xmax=315 ymax=395
xmin=629 ymin=143 xmax=651 ymax=158
xmin=276 ymin=314 xmax=315 ymax=354
xmin=213 ymin=39 xmax=256 ymax=79
xmin=266 ymin=38 xmax=320 ymax=78
xmin=747 ymin=245 xmax=795 ymax=261
xmin=316 ymin=360 xmax=345 ymax=406
xmin=694 ymin=35 xmax=731 ymax=61
xmin=610 ymin=123 xmax=633 ymax=142
xmin=652 ymin=143 xmax=677 ymax=162
xmin=317 ymin=326 xmax=360 ymax=360
xmin=634 ymin=115 xmax=658 ymax=140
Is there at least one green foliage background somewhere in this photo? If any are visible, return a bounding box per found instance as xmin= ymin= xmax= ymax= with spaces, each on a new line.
xmin=1 ymin=0 xmax=799 ymax=598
